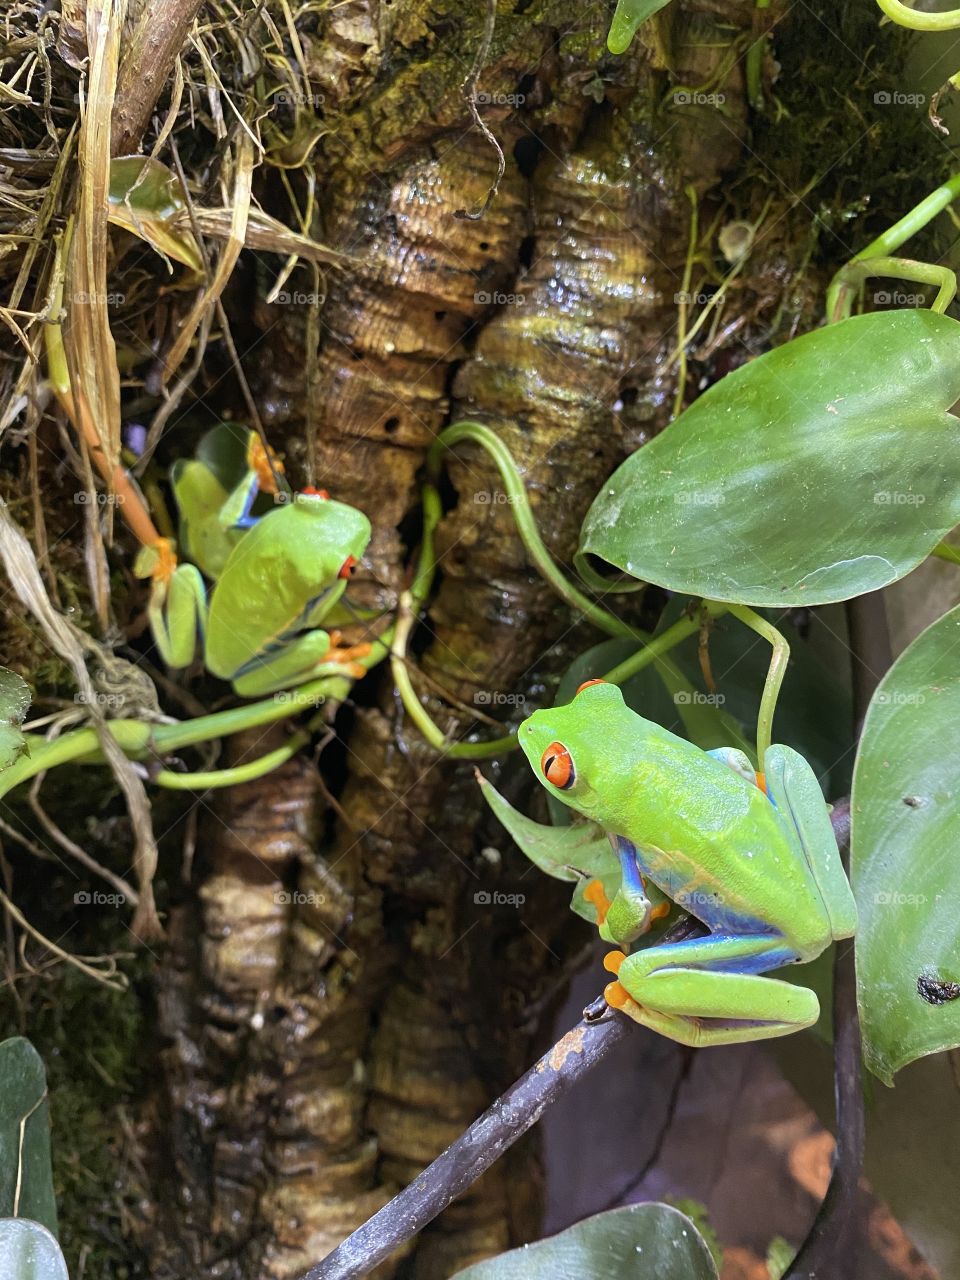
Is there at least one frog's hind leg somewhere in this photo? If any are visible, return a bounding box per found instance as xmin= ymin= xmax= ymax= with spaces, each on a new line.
xmin=764 ymin=744 xmax=858 ymax=941
xmin=604 ymin=932 xmax=819 ymax=1047
xmin=230 ymin=631 xmax=367 ymax=697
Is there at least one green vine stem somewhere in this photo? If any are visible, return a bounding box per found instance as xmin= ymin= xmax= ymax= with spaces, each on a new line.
xmin=393 ymin=421 xmax=733 ymax=759
xmin=825 ymin=174 xmax=960 ymax=320
xmin=826 ymin=256 xmax=957 ymax=325
xmin=876 ymin=0 xmax=960 ymax=29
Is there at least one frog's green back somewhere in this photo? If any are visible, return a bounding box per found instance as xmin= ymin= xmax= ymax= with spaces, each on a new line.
xmin=204 ymin=495 xmax=370 ymax=680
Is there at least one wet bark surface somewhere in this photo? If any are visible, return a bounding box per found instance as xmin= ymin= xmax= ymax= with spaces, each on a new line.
xmin=147 ymin=3 xmax=759 ymax=1276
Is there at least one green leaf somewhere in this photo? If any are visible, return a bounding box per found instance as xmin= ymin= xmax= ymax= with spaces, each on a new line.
xmin=0 ymin=1221 xmax=68 ymax=1280
xmin=852 ymin=602 xmax=960 ymax=1083
xmin=451 ymin=1203 xmax=718 ymax=1279
xmin=0 ymin=669 xmax=30 ymax=773
xmin=607 ymin=0 xmax=674 ymax=53
xmin=577 ymin=311 xmax=960 ymax=606
xmin=109 ymin=155 xmax=203 ymax=272
xmin=0 ymin=1039 xmax=56 ymax=1234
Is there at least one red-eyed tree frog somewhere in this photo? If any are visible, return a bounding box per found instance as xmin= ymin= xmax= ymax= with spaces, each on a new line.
xmin=518 ymin=679 xmax=857 ymax=1047
xmin=135 ymin=426 xmax=372 ymax=698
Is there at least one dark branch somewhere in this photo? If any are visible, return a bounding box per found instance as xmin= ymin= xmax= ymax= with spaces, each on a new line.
xmin=298 ymin=1000 xmax=633 ymax=1280
xmin=112 ymin=0 xmax=206 ymax=156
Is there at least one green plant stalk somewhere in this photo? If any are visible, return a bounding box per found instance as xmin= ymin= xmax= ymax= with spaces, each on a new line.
xmin=827 ymin=256 xmax=957 ymax=324
xmin=825 ymin=175 xmax=960 ymax=319
xmin=726 ymin=604 xmax=789 ymax=759
xmin=745 ymin=0 xmax=771 ymax=112
xmin=395 ymin=423 xmax=735 ymax=759
xmin=876 ymin=0 xmax=960 ymax=30
xmin=931 ymin=540 xmax=960 ymax=565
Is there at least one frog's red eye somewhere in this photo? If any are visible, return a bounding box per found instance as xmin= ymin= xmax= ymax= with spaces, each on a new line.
xmin=301 ymin=486 xmax=329 ymax=499
xmin=541 ymin=741 xmax=575 ymax=790
xmin=576 ymin=679 xmax=607 ymax=695
xmin=338 ymin=555 xmax=358 ymax=580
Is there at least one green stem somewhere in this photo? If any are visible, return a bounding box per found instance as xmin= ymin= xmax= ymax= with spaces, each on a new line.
xmin=825 ymin=174 xmax=960 ymax=319
xmin=152 ymin=731 xmax=310 ymax=789
xmin=827 ymin=256 xmax=956 ymax=324
xmin=394 ymin=422 xmax=726 ymax=759
xmin=876 ymin=0 xmax=960 ymax=30
xmin=601 ymin=602 xmax=729 ymax=687
xmin=725 ymin=604 xmax=789 ymax=760
xmin=931 ymin=540 xmax=960 ymax=565
xmin=746 ymin=0 xmax=771 ymax=112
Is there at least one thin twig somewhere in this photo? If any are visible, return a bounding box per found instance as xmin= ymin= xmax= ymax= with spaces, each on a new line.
xmin=454 ymin=0 xmax=505 ymax=221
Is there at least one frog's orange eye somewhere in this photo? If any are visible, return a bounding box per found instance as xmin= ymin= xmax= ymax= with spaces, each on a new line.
xmin=301 ymin=486 xmax=330 ymax=499
xmin=576 ymin=679 xmax=607 ymax=695
xmin=338 ymin=555 xmax=358 ymax=580
xmin=541 ymin=741 xmax=575 ymax=790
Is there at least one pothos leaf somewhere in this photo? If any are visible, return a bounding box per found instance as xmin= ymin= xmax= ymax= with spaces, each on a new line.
xmin=0 ymin=1038 xmax=56 ymax=1233
xmin=607 ymin=0 xmax=675 ymax=54
xmin=451 ymin=1203 xmax=718 ymax=1280
xmin=0 ymin=669 xmax=30 ymax=774
xmin=577 ymin=311 xmax=960 ymax=607
xmin=0 ymin=1221 xmax=68 ymax=1280
xmin=852 ymin=602 xmax=960 ymax=1083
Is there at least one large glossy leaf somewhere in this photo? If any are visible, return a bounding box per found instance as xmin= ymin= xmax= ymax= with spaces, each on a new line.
xmin=0 ymin=1221 xmax=68 ymax=1280
xmin=852 ymin=603 xmax=960 ymax=1083
xmin=0 ymin=1039 xmax=56 ymax=1233
xmin=452 ymin=1203 xmax=718 ymax=1279
xmin=577 ymin=311 xmax=960 ymax=607
xmin=0 ymin=669 xmax=30 ymax=773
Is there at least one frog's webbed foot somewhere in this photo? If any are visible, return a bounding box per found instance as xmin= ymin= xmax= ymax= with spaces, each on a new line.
xmin=599 ymin=936 xmax=820 ymax=1047
xmin=325 ymin=630 xmax=373 ymax=678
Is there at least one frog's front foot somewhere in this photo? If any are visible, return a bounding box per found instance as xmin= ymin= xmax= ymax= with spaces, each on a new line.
xmin=326 ymin=631 xmax=373 ymax=678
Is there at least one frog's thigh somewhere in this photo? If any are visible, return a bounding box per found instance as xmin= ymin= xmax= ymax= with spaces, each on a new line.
xmin=764 ymin=745 xmax=857 ymax=940
xmin=614 ymin=933 xmax=819 ymax=1032
xmin=231 ymin=630 xmax=332 ymax=697
xmin=152 ymin=564 xmax=206 ymax=669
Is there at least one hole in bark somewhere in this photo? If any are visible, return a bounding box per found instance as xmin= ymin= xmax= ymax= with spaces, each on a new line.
xmin=513 ymin=133 xmax=543 ymax=177
xmin=518 ymin=234 xmax=535 ymax=269
xmin=435 ymin=310 xmax=447 ymax=321
xmin=384 ymin=416 xmax=400 ymax=433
